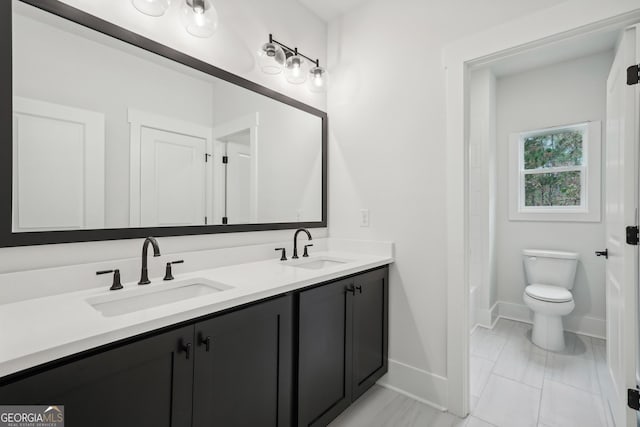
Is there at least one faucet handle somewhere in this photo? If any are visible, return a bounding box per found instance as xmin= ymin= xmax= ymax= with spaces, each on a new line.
xmin=275 ymin=248 xmax=287 ymax=261
xmin=303 ymin=244 xmax=314 ymax=258
xmin=163 ymin=260 xmax=184 ymax=281
xmin=97 ymin=269 xmax=123 ymax=291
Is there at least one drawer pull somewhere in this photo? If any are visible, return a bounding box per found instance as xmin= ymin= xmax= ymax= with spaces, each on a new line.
xmin=200 ymin=336 xmax=212 ymax=352
xmin=181 ymin=342 xmax=192 ymax=360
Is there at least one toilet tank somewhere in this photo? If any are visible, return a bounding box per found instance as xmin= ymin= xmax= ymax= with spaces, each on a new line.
xmin=522 ymin=249 xmax=579 ymax=289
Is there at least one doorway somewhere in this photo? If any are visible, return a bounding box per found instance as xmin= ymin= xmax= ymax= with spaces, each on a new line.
xmin=449 ymin=10 xmax=637 ymax=425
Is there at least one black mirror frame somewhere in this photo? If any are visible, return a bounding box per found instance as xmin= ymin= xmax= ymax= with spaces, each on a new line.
xmin=0 ymin=0 xmax=328 ymax=248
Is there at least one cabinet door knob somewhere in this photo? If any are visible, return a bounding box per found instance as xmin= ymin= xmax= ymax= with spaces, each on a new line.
xmin=346 ymin=285 xmax=355 ymax=294
xmin=181 ymin=342 xmax=192 ymax=360
xmin=355 ymin=285 xmax=362 ymax=294
xmin=200 ymin=336 xmax=212 ymax=352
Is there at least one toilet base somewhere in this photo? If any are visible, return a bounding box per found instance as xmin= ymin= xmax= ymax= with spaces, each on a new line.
xmin=531 ymin=312 xmax=565 ymax=352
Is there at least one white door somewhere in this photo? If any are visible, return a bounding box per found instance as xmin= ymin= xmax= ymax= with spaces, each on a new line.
xmin=213 ymin=113 xmax=259 ymax=225
xmin=140 ymin=127 xmax=206 ymax=227
xmin=225 ymin=140 xmax=252 ymax=224
xmin=12 ymin=97 xmax=105 ymax=232
xmin=604 ymin=25 xmax=639 ymax=427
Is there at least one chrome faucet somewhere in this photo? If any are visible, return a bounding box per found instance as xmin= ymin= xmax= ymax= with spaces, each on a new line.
xmin=139 ymin=237 xmax=161 ymax=285
xmin=292 ymin=228 xmax=312 ymax=259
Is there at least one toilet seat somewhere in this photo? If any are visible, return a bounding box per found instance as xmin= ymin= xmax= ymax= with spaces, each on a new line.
xmin=525 ymin=284 xmax=572 ymax=303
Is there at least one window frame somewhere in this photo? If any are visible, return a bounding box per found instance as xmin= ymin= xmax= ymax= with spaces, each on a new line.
xmin=508 ymin=121 xmax=601 ymax=222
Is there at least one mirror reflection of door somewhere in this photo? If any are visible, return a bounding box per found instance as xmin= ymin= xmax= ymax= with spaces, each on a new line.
xmin=129 ymin=109 xmax=213 ymax=227
xmin=213 ymin=113 xmax=258 ymax=225
xmin=140 ymin=128 xmax=207 ymax=227
xmin=225 ymin=133 xmax=252 ymax=224
xmin=12 ymin=97 xmax=105 ymax=232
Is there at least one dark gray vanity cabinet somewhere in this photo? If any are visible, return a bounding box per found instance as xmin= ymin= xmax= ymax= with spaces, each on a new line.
xmin=192 ymin=295 xmax=292 ymax=427
xmin=351 ymin=268 xmax=389 ymax=400
xmin=0 ymin=325 xmax=195 ymax=427
xmin=0 ymin=296 xmax=292 ymax=427
xmin=297 ymin=267 xmax=389 ymax=427
xmin=0 ymin=267 xmax=389 ymax=427
xmin=298 ymin=276 xmax=354 ymax=427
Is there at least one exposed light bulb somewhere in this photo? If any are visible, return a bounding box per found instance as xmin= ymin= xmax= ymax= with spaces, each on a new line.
xmin=285 ymin=55 xmax=307 ymax=84
xmin=307 ymin=65 xmax=328 ymax=93
xmin=194 ymin=11 xmax=205 ymax=26
xmin=258 ymin=42 xmax=286 ymax=75
xmin=181 ymin=0 xmax=218 ymax=38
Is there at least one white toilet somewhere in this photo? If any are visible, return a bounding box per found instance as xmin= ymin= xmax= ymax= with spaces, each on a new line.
xmin=522 ymin=249 xmax=579 ymax=352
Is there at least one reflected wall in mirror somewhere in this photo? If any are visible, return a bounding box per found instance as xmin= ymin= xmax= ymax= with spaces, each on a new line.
xmin=5 ymin=0 xmax=326 ymax=245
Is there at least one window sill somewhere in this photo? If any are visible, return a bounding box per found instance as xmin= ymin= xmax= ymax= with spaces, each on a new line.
xmin=508 ymin=210 xmax=601 ymax=222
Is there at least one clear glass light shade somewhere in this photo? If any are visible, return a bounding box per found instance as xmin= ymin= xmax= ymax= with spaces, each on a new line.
xmin=131 ymin=0 xmax=171 ymax=16
xmin=181 ymin=0 xmax=218 ymax=38
xmin=258 ymin=43 xmax=286 ymax=75
xmin=307 ymin=65 xmax=328 ymax=93
xmin=285 ymin=55 xmax=309 ymax=85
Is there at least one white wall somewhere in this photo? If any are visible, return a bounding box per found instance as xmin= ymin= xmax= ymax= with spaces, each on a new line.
xmin=469 ymin=69 xmax=497 ymax=329
xmin=326 ymin=0 xmax=569 ymax=407
xmin=0 ymin=0 xmax=327 ymax=273
xmin=495 ymin=50 xmax=614 ymax=336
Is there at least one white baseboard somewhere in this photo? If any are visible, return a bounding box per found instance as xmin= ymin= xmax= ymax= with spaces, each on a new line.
xmin=497 ymin=301 xmax=606 ymax=339
xmin=377 ymin=359 xmax=448 ymax=411
xmin=474 ymin=301 xmax=498 ymax=329
xmin=469 ymin=286 xmax=479 ymax=330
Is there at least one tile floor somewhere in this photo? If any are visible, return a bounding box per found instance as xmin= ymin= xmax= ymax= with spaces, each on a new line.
xmin=329 ymin=319 xmax=614 ymax=427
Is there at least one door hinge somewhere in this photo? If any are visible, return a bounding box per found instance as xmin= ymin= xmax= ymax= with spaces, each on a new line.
xmin=626 ymin=226 xmax=639 ymax=245
xmin=205 ymin=153 xmax=211 ymax=162
xmin=222 ymin=156 xmax=228 ymax=164
xmin=628 ymin=64 xmax=640 ymax=86
xmin=628 ymin=388 xmax=640 ymax=411
xmin=222 ymin=216 xmax=228 ymax=225
xmin=204 ymin=216 xmax=208 ymax=225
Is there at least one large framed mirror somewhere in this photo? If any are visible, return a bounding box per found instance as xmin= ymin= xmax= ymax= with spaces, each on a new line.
xmin=0 ymin=0 xmax=327 ymax=247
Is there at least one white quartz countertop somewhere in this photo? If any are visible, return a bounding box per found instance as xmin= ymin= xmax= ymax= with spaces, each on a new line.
xmin=0 ymin=250 xmax=392 ymax=378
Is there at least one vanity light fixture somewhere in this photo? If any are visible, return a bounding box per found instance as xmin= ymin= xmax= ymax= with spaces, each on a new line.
xmin=308 ymin=65 xmax=328 ymax=93
xmin=132 ymin=0 xmax=218 ymax=38
xmin=181 ymin=0 xmax=218 ymax=38
xmin=258 ymin=38 xmax=286 ymax=75
xmin=285 ymin=49 xmax=309 ymax=85
xmin=131 ymin=0 xmax=171 ymax=17
xmin=259 ymin=34 xmax=328 ymax=92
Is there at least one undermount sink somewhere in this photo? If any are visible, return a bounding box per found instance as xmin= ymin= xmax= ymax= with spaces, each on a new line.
xmin=87 ymin=278 xmax=233 ymax=317
xmin=285 ymin=257 xmax=350 ymax=270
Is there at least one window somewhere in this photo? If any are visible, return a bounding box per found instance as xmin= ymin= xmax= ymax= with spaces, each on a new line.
xmin=508 ymin=122 xmax=601 ymax=222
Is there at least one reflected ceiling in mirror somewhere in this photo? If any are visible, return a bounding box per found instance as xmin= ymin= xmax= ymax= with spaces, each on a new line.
xmin=2 ymin=0 xmax=327 ymax=246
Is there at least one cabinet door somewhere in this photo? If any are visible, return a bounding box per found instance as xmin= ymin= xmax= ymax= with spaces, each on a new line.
xmin=0 ymin=326 xmax=194 ymax=427
xmin=352 ymin=267 xmax=389 ymax=400
xmin=298 ymin=277 xmax=354 ymax=427
xmin=192 ymin=296 xmax=292 ymax=427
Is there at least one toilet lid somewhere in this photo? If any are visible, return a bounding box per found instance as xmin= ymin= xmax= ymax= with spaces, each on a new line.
xmin=525 ymin=284 xmax=572 ymax=303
